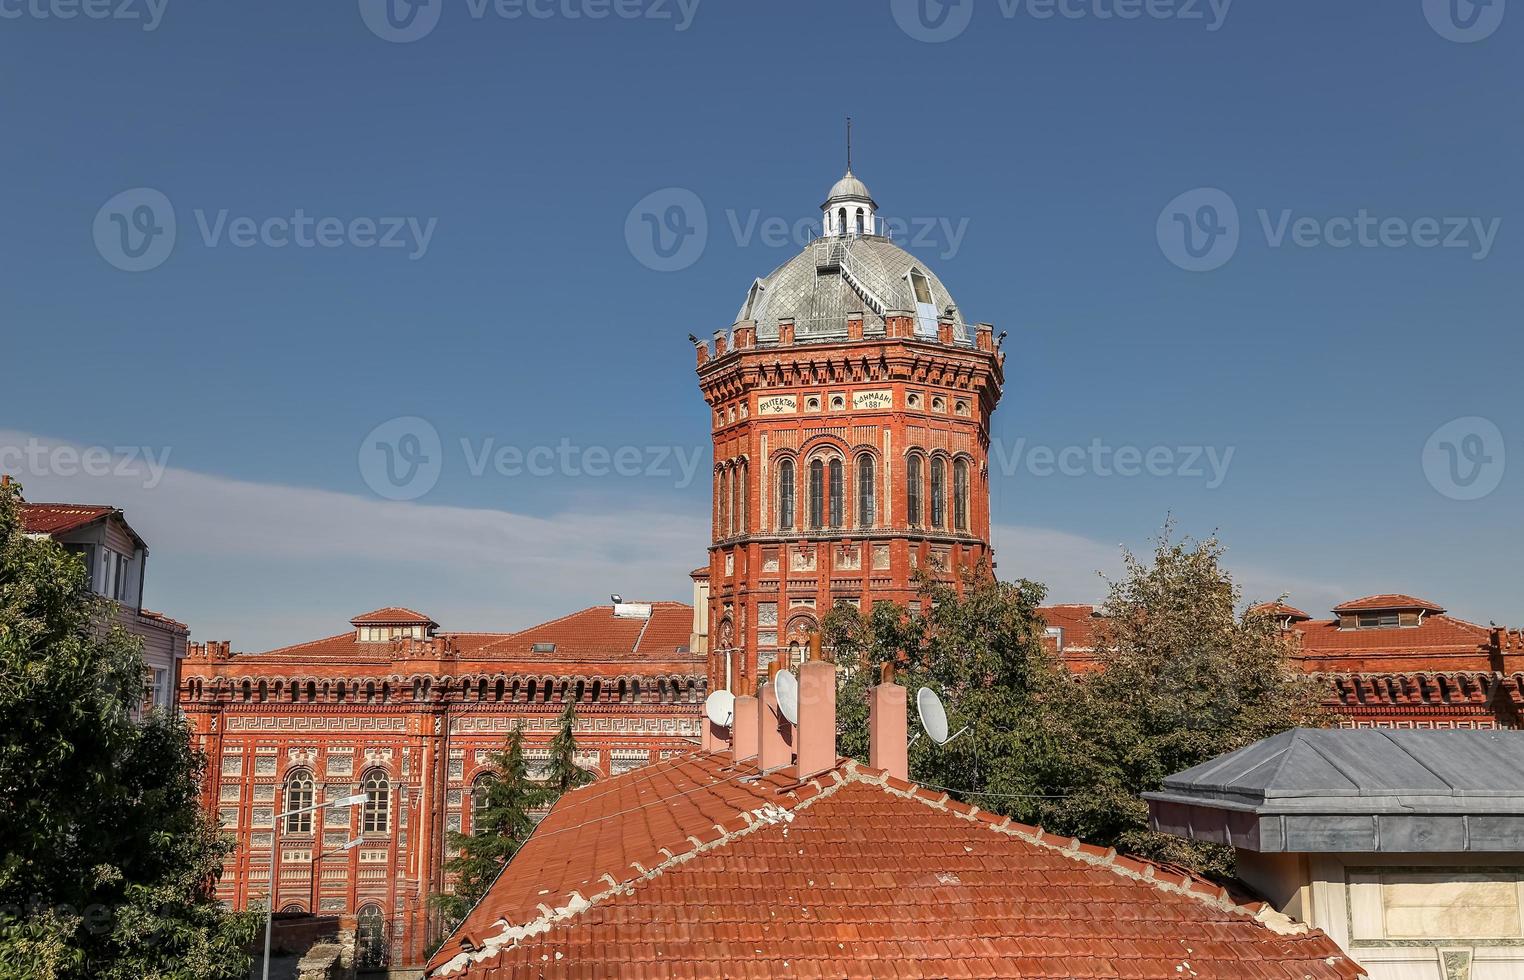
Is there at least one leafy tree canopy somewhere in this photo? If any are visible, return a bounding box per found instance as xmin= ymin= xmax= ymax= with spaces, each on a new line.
xmin=0 ymin=481 xmax=257 ymax=979
xmin=826 ymin=529 xmax=1333 ymax=878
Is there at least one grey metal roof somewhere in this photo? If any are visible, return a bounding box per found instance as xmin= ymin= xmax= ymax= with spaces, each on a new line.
xmin=735 ymin=236 xmax=969 ymax=345
xmin=1145 ymin=728 xmax=1524 ymax=853
xmin=823 ymin=171 xmax=876 ymax=207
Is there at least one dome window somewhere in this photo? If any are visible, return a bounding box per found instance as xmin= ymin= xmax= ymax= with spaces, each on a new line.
xmin=908 ymin=268 xmax=938 ymax=337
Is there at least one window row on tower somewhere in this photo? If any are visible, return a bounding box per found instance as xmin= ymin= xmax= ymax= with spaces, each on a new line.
xmin=716 ymin=451 xmax=972 ymax=538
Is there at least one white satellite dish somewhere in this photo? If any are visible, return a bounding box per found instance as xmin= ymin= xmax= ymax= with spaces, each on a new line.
xmin=773 ymin=670 xmax=800 ymax=725
xmin=914 ymin=687 xmax=968 ymax=747
xmin=704 ymin=689 xmax=735 ymax=728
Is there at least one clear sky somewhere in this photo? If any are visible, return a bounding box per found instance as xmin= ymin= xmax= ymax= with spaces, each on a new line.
xmin=2 ymin=0 xmax=1518 ymax=650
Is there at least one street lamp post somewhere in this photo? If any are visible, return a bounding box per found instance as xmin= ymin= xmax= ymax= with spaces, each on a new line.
xmin=263 ymin=793 xmax=368 ymax=980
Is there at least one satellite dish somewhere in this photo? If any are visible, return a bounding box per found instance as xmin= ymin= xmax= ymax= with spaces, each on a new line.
xmin=703 ymin=689 xmax=735 ymax=728
xmin=773 ymin=670 xmax=800 ymax=725
xmin=915 ymin=687 xmax=967 ymax=747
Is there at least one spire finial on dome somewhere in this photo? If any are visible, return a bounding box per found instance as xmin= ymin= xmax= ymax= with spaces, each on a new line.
xmin=845 ymin=115 xmax=852 ymax=174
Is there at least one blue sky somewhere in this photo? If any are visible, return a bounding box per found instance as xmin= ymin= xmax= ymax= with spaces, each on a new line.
xmin=2 ymin=0 xmax=1518 ymax=649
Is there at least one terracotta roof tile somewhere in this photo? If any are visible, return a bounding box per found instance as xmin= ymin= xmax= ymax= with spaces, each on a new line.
xmin=1247 ymin=601 xmax=1311 ymax=622
xmin=428 ymin=754 xmax=1361 ymax=979
xmin=1331 ymin=594 xmax=1445 ymax=614
xmin=18 ymin=502 xmax=117 ymax=535
xmin=350 ymin=606 xmax=437 ymax=625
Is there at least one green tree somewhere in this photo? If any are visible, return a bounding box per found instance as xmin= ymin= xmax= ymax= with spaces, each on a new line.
xmin=542 ymin=701 xmax=594 ymax=796
xmin=431 ymin=725 xmax=545 ymax=932
xmin=826 ymin=534 xmax=1334 ymax=879
xmin=0 ymin=481 xmax=257 ymax=980
xmin=1031 ymin=528 xmax=1335 ymax=875
xmin=825 ymin=563 xmax=1071 ymax=813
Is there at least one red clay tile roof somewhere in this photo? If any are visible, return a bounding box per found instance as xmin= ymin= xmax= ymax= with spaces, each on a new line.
xmin=428 ymin=753 xmax=1362 ymax=979
xmin=204 ymin=603 xmax=700 ymax=678
xmin=1331 ymin=594 xmax=1445 ymax=614
xmin=1036 ymin=604 xmax=1099 ymax=649
xmin=350 ymin=606 xmax=437 ymax=625
xmin=1248 ymin=601 xmax=1312 ymax=622
xmin=137 ymin=608 xmax=189 ymax=634
xmin=18 ymin=502 xmax=116 ymax=535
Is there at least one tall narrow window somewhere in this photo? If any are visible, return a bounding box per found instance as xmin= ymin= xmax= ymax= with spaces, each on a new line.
xmin=828 ymin=458 xmax=844 ymax=528
xmin=809 ymin=459 xmax=824 ymax=529
xmin=907 ymin=455 xmax=923 ymax=527
xmin=857 ymin=455 xmax=875 ymax=528
xmin=837 ymin=207 xmax=847 ymax=235
xmin=718 ymin=469 xmax=730 ymax=536
xmin=284 ymin=769 xmax=314 ymax=833
xmin=855 ymin=208 xmax=865 ymax=235
xmin=777 ymin=459 xmax=795 ymax=531
xmin=471 ymin=775 xmax=495 ymax=834
xmin=362 ymin=771 xmax=389 ymax=834
xmin=735 ymin=461 xmax=746 ymax=535
xmin=930 ymin=457 xmax=946 ymax=529
xmin=953 ymin=458 xmax=969 ymax=532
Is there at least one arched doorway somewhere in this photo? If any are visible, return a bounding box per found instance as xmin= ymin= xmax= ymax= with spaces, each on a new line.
xmin=356 ymin=904 xmax=389 ymax=968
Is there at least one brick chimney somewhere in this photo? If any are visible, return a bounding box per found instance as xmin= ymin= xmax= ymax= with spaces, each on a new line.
xmin=793 ymin=637 xmax=837 ymax=782
xmin=731 ymin=694 xmax=759 ymax=763
xmin=757 ymin=665 xmax=792 ymax=771
xmin=869 ymin=662 xmax=907 ymax=782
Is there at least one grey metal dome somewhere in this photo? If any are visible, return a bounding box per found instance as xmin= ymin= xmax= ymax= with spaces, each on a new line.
xmin=735 ymin=236 xmax=969 ymax=346
xmin=823 ymin=170 xmax=876 ymax=207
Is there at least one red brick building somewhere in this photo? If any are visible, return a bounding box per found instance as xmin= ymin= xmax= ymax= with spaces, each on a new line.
xmin=696 ymin=168 xmax=1005 ymax=693
xmin=178 ymin=601 xmax=706 ymax=965
xmin=1041 ymin=595 xmax=1524 ymax=730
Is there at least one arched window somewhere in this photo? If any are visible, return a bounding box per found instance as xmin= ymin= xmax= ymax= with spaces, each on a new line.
xmin=837 ymin=207 xmax=847 ymax=235
xmin=856 ymin=454 xmax=875 ymax=528
xmin=591 ymin=679 xmax=601 ymax=702
xmin=242 ymin=680 xmax=252 ymax=701
xmin=733 ymin=461 xmax=745 ymax=535
xmin=470 ymin=775 xmax=495 ymax=835
xmin=953 ymin=458 xmax=970 ymax=531
xmin=808 ymin=459 xmax=825 ymax=529
xmin=356 ymin=905 xmax=388 ymax=969
xmin=930 ymin=457 xmax=946 ymax=529
xmin=361 ymin=771 xmax=389 ymax=834
xmin=284 ymin=769 xmax=314 ymax=833
xmin=718 ymin=468 xmax=730 ymax=536
xmin=777 ymin=458 xmax=795 ymax=531
xmin=855 ymin=207 xmax=865 ymax=235
xmin=907 ymin=454 xmax=923 ymax=527
xmin=828 ymin=458 xmax=844 ymax=528
xmin=257 ymin=680 xmax=268 ymax=702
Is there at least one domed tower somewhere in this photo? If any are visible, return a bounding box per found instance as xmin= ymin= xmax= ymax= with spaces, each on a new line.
xmin=694 ymin=169 xmax=1006 ymax=693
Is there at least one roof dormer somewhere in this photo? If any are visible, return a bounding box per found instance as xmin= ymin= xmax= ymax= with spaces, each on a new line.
xmin=1248 ymin=601 xmax=1313 ymax=630
xmin=351 ymin=606 xmax=438 ymax=642
xmin=1331 ymin=595 xmax=1444 ymax=631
